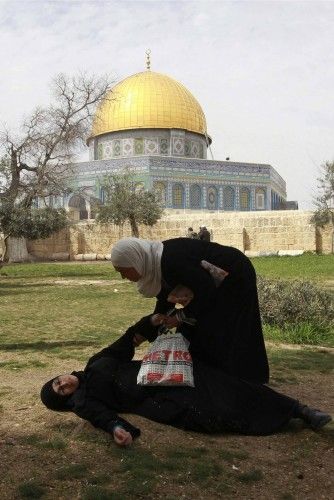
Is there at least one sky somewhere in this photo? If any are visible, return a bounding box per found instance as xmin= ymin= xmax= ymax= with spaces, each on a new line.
xmin=0 ymin=0 xmax=333 ymax=209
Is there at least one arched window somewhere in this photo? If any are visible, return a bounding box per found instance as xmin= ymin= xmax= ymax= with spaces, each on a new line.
xmin=240 ymin=187 xmax=250 ymax=211
xmin=255 ymin=188 xmax=265 ymax=210
xmin=223 ymin=186 xmax=235 ymax=211
xmin=68 ymin=195 xmax=88 ymax=220
xmin=172 ymin=183 xmax=185 ymax=208
xmin=190 ymin=184 xmax=201 ymax=209
xmin=100 ymin=187 xmax=106 ymax=204
xmin=153 ymin=182 xmax=167 ymax=206
xmin=207 ymin=186 xmax=218 ymax=210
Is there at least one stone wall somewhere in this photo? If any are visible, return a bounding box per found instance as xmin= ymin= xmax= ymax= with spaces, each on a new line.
xmin=21 ymin=210 xmax=333 ymax=260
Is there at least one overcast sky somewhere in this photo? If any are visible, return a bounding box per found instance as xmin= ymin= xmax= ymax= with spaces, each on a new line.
xmin=1 ymin=0 xmax=333 ymax=209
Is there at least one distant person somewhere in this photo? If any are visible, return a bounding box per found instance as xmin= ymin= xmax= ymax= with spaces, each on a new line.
xmin=186 ymin=227 xmax=198 ymax=239
xmin=41 ymin=330 xmax=332 ymax=447
xmin=110 ymin=237 xmax=269 ymax=384
xmin=199 ymin=226 xmax=211 ymax=242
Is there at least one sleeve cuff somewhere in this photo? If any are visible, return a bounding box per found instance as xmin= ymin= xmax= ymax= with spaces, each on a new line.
xmin=131 ymin=315 xmax=159 ymax=342
xmin=108 ymin=418 xmax=141 ymax=439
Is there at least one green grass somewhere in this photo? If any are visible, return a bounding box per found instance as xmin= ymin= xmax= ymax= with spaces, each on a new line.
xmin=268 ymin=347 xmax=334 ymax=373
xmin=0 ymin=257 xmax=333 ymax=349
xmin=218 ymin=448 xmax=249 ymax=462
xmin=0 ymin=261 xmax=116 ymax=279
xmin=23 ymin=434 xmax=68 ymax=450
xmin=55 ymin=463 xmax=89 ymax=480
xmin=264 ymin=323 xmax=333 ymax=347
xmin=18 ymin=481 xmax=46 ymax=499
xmin=0 ymin=360 xmax=47 ymax=370
xmin=236 ymin=469 xmax=263 ymax=483
xmin=1 ymin=253 xmax=333 ymax=282
xmin=81 ymin=486 xmax=122 ymax=500
xmin=251 ymin=253 xmax=334 ymax=283
xmin=0 ymin=278 xmax=154 ymax=346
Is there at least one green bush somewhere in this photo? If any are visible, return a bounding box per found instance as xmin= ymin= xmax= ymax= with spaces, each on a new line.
xmin=257 ymin=276 xmax=334 ymax=334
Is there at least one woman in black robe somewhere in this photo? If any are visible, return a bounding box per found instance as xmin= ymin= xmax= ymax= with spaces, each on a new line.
xmin=110 ymin=237 xmax=269 ymax=384
xmin=40 ymin=328 xmax=332 ymax=447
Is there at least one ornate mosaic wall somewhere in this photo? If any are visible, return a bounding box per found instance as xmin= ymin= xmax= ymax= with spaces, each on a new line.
xmin=72 ymin=156 xmax=287 ymax=214
xmin=88 ymin=129 xmax=207 ymax=160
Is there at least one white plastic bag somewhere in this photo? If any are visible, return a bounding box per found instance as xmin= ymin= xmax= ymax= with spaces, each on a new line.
xmin=137 ymin=331 xmax=194 ymax=387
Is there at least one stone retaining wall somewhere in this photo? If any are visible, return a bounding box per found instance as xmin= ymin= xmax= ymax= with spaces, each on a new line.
xmin=21 ymin=210 xmax=333 ymax=260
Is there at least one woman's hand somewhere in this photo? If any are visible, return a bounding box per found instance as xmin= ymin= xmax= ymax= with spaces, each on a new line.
xmin=151 ymin=313 xmax=180 ymax=329
xmin=113 ymin=426 xmax=133 ymax=447
xmin=167 ymin=294 xmax=192 ymax=307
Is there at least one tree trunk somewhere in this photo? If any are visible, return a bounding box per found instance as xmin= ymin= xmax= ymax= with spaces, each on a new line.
xmin=129 ymin=216 xmax=139 ymax=238
xmin=4 ymin=236 xmax=31 ymax=263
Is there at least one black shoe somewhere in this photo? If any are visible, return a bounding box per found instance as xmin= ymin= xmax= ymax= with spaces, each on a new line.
xmin=300 ymin=406 xmax=332 ymax=431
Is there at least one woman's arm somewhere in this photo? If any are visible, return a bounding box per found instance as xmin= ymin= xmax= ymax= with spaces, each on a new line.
xmin=163 ymin=262 xmax=217 ymax=317
xmin=87 ymin=316 xmax=160 ymax=367
xmin=74 ymin=396 xmax=140 ymax=446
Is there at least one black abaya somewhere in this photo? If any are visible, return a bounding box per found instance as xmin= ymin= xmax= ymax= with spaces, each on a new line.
xmin=68 ymin=330 xmax=296 ymax=438
xmin=136 ymin=238 xmax=269 ymax=384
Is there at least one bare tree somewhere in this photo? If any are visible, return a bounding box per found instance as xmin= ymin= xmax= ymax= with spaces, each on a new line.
xmin=0 ymin=73 xmax=115 ymax=262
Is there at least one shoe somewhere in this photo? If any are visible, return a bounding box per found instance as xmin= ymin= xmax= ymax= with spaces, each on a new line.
xmin=300 ymin=406 xmax=332 ymax=431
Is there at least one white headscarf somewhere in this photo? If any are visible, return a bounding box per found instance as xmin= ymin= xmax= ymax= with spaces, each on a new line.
xmin=110 ymin=237 xmax=164 ymax=298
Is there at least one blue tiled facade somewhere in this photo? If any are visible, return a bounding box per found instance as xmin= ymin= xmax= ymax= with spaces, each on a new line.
xmin=61 ymin=152 xmax=287 ymax=218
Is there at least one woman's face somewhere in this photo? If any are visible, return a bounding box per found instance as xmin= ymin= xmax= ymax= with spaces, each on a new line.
xmin=52 ymin=374 xmax=79 ymax=396
xmin=114 ymin=266 xmax=142 ymax=282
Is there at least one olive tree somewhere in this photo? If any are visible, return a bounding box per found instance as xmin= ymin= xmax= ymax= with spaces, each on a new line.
xmin=96 ymin=170 xmax=164 ymax=237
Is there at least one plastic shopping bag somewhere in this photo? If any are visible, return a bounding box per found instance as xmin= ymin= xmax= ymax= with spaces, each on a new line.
xmin=137 ymin=331 xmax=195 ymax=387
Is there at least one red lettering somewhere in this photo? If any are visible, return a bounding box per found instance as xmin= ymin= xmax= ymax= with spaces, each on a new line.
xmin=147 ymin=373 xmax=162 ymax=382
xmin=173 ymin=350 xmax=192 ymax=361
xmin=166 ymin=374 xmax=184 ymax=383
xmin=173 ymin=350 xmax=183 ymax=360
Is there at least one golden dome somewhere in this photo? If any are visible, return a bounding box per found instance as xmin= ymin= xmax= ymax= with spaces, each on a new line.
xmin=90 ymin=71 xmax=208 ymax=138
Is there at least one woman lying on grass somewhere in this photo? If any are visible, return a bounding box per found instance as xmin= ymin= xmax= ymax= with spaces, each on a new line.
xmin=40 ymin=325 xmax=332 ymax=447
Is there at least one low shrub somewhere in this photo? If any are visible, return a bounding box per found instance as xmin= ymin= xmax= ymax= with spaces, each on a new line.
xmin=257 ymin=277 xmax=334 ymax=338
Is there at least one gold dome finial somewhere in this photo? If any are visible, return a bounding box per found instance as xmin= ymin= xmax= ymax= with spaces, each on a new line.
xmin=145 ymin=49 xmax=151 ymax=70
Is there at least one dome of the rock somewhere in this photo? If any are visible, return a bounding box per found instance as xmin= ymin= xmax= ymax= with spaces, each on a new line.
xmin=90 ymin=70 xmax=208 ymax=139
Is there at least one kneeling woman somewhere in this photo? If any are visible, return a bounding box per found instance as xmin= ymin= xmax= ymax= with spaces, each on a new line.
xmin=41 ymin=328 xmax=332 ymax=447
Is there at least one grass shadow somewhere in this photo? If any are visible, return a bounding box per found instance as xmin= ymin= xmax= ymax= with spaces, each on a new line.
xmin=0 ymin=340 xmax=98 ymax=351
xmin=0 ymin=282 xmax=59 ymax=297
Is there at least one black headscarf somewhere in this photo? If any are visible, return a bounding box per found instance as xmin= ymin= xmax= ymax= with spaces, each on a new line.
xmin=40 ymin=371 xmax=83 ymax=412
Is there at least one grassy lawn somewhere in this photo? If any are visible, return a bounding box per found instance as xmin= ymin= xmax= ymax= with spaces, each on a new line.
xmin=1 ymin=254 xmax=333 ymax=348
xmin=1 ymin=252 xmax=333 ymax=282
xmin=251 ymin=253 xmax=334 ymax=286
xmin=0 ymin=255 xmax=333 ymax=499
